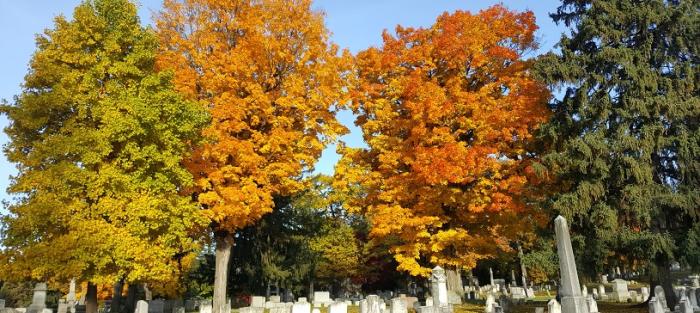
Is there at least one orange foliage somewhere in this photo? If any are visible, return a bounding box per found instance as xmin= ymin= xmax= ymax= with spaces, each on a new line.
xmin=335 ymin=5 xmax=550 ymax=276
xmin=156 ymin=0 xmax=350 ymax=232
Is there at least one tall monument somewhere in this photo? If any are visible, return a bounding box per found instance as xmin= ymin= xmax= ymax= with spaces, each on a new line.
xmin=554 ymin=216 xmax=589 ymax=313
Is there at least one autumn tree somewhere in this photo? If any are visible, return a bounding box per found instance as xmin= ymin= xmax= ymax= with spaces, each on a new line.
xmin=156 ymin=1 xmax=350 ymax=312
xmin=0 ymin=0 xmax=208 ymax=312
xmin=534 ymin=0 xmax=699 ymax=307
xmin=335 ymin=5 xmax=550 ymax=277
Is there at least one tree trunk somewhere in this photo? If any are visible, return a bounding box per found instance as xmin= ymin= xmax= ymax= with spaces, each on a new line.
xmin=125 ymin=284 xmax=137 ymax=313
xmin=213 ymin=232 xmax=234 ymax=313
xmin=86 ymin=282 xmax=98 ymax=313
xmin=650 ymin=259 xmax=677 ymax=309
xmin=111 ymin=278 xmax=124 ymax=313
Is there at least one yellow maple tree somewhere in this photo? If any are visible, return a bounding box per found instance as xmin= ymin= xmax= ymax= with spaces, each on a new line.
xmin=156 ymin=1 xmax=350 ymax=310
xmin=335 ymin=5 xmax=550 ymax=277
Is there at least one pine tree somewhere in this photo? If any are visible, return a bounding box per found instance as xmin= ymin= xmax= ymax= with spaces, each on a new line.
xmin=535 ymin=0 xmax=699 ymax=307
xmin=0 ymin=0 xmax=208 ymax=309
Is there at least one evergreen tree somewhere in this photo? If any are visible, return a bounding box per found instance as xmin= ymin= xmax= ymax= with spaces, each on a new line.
xmin=0 ymin=0 xmax=208 ymax=310
xmin=535 ymin=0 xmax=699 ymax=307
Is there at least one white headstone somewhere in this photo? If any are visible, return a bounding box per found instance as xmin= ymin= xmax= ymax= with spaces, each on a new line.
xmin=534 ymin=308 xmax=544 ymax=313
xmin=687 ymin=288 xmax=698 ymax=310
xmin=430 ymin=266 xmax=449 ymax=311
xmin=251 ymin=297 xmax=266 ymax=308
xmin=311 ymin=308 xmax=320 ymax=313
xmin=610 ymin=279 xmax=629 ymax=302
xmin=291 ymin=302 xmax=310 ymax=313
xmin=136 ymin=301 xmax=149 ymax=313
xmin=680 ymin=298 xmax=693 ymax=313
xmin=425 ymin=297 xmax=433 ymax=307
xmin=359 ymin=299 xmax=367 ymax=313
xmin=591 ymin=288 xmax=599 ymax=300
xmin=27 ymin=283 xmax=48 ymax=313
xmin=585 ymin=295 xmax=598 ymax=313
xmin=648 ymin=297 xmax=664 ymax=313
xmin=641 ymin=287 xmax=649 ymax=302
xmin=390 ymin=298 xmax=406 ymax=313
xmin=654 ymin=286 xmax=668 ymax=310
xmin=366 ymin=296 xmax=381 ymax=313
xmin=547 ymin=299 xmax=561 ymax=313
xmin=313 ymin=292 xmax=332 ymax=307
xmin=329 ymin=302 xmax=347 ymax=313
xmin=581 ymin=285 xmax=588 ymax=297
xmin=484 ymin=294 xmax=495 ymax=313
xmin=270 ymin=296 xmax=281 ymax=303
xmin=554 ymin=216 xmax=588 ymax=313
xmin=198 ymin=301 xmax=211 ymax=313
xmin=597 ymin=285 xmax=605 ymax=296
xmin=298 ymin=298 xmax=307 ymax=303
xmin=57 ymin=301 xmax=67 ymax=313
xmin=600 ymin=275 xmax=608 ymax=284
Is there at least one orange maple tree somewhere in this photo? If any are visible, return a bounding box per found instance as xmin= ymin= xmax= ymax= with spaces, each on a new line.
xmin=335 ymin=5 xmax=550 ymax=277
xmin=156 ymin=1 xmax=350 ymax=310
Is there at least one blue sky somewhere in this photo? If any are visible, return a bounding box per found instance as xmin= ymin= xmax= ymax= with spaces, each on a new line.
xmin=0 ymin=0 xmax=565 ymax=204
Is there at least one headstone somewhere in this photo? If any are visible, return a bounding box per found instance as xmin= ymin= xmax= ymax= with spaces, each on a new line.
xmin=585 ymin=295 xmax=598 ymax=313
xmin=600 ymin=275 xmax=608 ymax=284
xmin=547 ymin=299 xmax=561 ymax=313
xmin=390 ymin=298 xmax=406 ymax=313
xmin=313 ymin=292 xmax=332 ymax=307
xmin=554 ymin=216 xmax=588 ymax=313
xmin=654 ymin=286 xmax=668 ymax=311
xmin=329 ymin=302 xmax=348 ymax=313
xmin=57 ymin=301 xmax=67 ymax=313
xmin=148 ymin=300 xmax=164 ymax=313
xmin=251 ymin=297 xmax=266 ymax=308
xmin=298 ymin=298 xmax=307 ymax=303
xmin=27 ymin=283 xmax=48 ymax=313
xmin=136 ymin=301 xmax=149 ymax=313
xmin=591 ymin=288 xmax=599 ymax=300
xmin=173 ymin=307 xmax=185 ymax=313
xmin=311 ymin=308 xmax=320 ymax=313
xmin=597 ymin=285 xmax=605 ymax=296
xmin=425 ymin=298 xmax=433 ymax=307
xmin=581 ymin=285 xmax=588 ymax=297
xmin=0 ymin=300 xmax=6 ymax=310
xmin=679 ymin=297 xmax=693 ymax=313
xmin=610 ymin=279 xmax=629 ymax=302
xmin=649 ymin=298 xmax=664 ymax=313
xmin=534 ymin=308 xmax=544 ymax=313
xmin=484 ymin=294 xmax=495 ymax=313
xmin=509 ymin=287 xmax=526 ymax=300
xmin=489 ymin=268 xmax=494 ymax=287
xmin=641 ymin=287 xmax=649 ymax=302
xmin=270 ymin=296 xmax=281 ymax=303
xmin=198 ymin=301 xmax=211 ymax=313
xmin=628 ymin=291 xmax=639 ymax=303
xmin=690 ymin=275 xmax=700 ymax=288
xmin=359 ymin=299 xmax=367 ymax=313
xmin=67 ymin=280 xmax=76 ymax=302
xmin=366 ymin=296 xmax=380 ymax=313
xmin=402 ymin=297 xmax=417 ymax=310
xmin=687 ymin=288 xmax=698 ymax=310
xmin=430 ymin=266 xmax=449 ymax=311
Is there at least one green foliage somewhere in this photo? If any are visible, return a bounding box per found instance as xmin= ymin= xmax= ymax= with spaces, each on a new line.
xmin=0 ymin=0 xmax=208 ymax=291
xmin=535 ymin=0 xmax=699 ymax=279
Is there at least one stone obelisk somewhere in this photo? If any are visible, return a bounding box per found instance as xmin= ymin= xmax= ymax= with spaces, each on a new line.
xmin=554 ymin=216 xmax=589 ymax=313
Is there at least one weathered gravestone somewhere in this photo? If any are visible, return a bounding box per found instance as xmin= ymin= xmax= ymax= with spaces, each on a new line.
xmin=365 ymin=296 xmax=380 ymax=313
xmin=641 ymin=287 xmax=650 ymax=302
xmin=312 ymin=292 xmax=332 ymax=308
xmin=136 ymin=301 xmax=149 ymax=313
xmin=0 ymin=300 xmax=5 ymax=310
xmin=554 ymin=216 xmax=588 ymax=313
xmin=585 ymin=295 xmax=598 ymax=313
xmin=270 ymin=296 xmax=281 ymax=303
xmin=27 ymin=283 xmax=48 ymax=313
xmin=198 ymin=301 xmax=212 ymax=313
xmin=509 ymin=287 xmax=526 ymax=301
xmin=547 ymin=299 xmax=561 ymax=313
xmin=329 ymin=302 xmax=347 ymax=313
xmin=57 ymin=301 xmax=67 ymax=313
xmin=292 ymin=302 xmax=310 ymax=313
xmin=610 ymin=279 xmax=630 ymax=302
xmin=654 ymin=286 xmax=668 ymax=311
xmin=534 ymin=307 xmax=544 ymax=313
xmin=430 ymin=266 xmax=450 ymax=313
xmin=648 ymin=297 xmax=664 ymax=313
xmin=483 ymin=294 xmax=496 ymax=313
xmin=251 ymin=297 xmax=266 ymax=308
xmin=389 ymin=298 xmax=405 ymax=313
